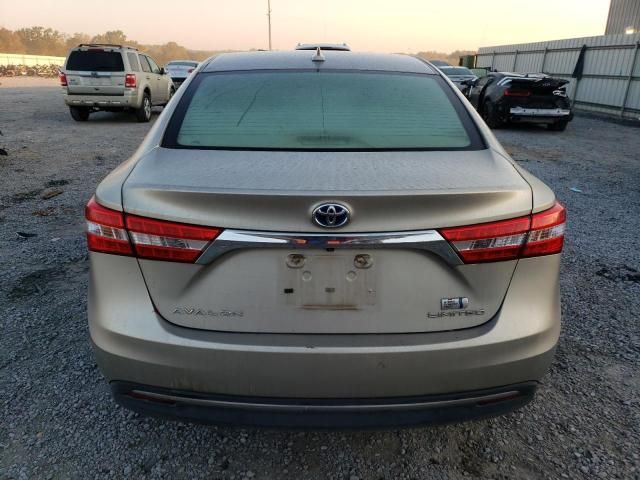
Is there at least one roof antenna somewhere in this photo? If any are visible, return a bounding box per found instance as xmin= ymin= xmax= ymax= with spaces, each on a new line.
xmin=312 ymin=47 xmax=325 ymax=63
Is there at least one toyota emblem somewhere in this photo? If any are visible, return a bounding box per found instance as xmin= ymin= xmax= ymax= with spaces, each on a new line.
xmin=312 ymin=203 xmax=350 ymax=228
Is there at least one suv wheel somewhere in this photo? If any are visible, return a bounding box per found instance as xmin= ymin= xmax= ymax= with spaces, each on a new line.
xmin=135 ymin=93 xmax=152 ymax=123
xmin=69 ymin=107 xmax=90 ymax=122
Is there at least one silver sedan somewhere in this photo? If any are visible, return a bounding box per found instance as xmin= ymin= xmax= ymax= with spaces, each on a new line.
xmin=87 ymin=50 xmax=564 ymax=427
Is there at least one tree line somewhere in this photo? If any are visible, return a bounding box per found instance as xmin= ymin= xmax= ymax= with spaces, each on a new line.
xmin=0 ymin=26 xmax=233 ymax=65
xmin=0 ymin=25 xmax=474 ymax=66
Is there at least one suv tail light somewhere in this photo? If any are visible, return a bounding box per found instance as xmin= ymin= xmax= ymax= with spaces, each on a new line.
xmin=59 ymin=72 xmax=68 ymax=87
xmin=85 ymin=197 xmax=221 ymax=263
xmin=125 ymin=73 xmax=137 ymax=88
xmin=440 ymin=202 xmax=566 ymax=263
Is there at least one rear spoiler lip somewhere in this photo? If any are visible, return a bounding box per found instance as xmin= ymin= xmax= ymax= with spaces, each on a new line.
xmin=497 ymin=76 xmax=569 ymax=89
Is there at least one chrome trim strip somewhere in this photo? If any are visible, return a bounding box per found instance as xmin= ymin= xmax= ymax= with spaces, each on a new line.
xmin=130 ymin=390 xmax=520 ymax=412
xmin=196 ymin=229 xmax=462 ymax=266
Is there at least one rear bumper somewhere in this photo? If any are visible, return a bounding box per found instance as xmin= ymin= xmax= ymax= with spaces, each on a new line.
xmin=64 ymin=90 xmax=139 ymax=108
xmin=89 ymin=253 xmax=561 ymax=424
xmin=509 ymin=107 xmax=573 ymax=123
xmin=112 ymin=381 xmax=537 ymax=428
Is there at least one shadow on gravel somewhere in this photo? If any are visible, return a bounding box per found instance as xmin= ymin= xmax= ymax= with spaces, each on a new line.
xmin=8 ymin=260 xmax=88 ymax=300
xmin=80 ymin=110 xmax=162 ymax=124
xmin=595 ymin=264 xmax=640 ymax=283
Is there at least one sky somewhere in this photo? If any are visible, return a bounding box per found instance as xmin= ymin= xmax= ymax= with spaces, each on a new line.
xmin=0 ymin=0 xmax=611 ymax=53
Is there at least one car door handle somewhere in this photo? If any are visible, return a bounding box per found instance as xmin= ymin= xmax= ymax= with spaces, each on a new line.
xmin=146 ymin=76 xmax=150 ymax=80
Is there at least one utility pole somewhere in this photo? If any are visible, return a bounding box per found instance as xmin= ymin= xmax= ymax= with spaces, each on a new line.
xmin=267 ymin=0 xmax=272 ymax=51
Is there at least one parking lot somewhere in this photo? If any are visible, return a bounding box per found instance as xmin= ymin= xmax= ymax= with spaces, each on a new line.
xmin=1 ymin=78 xmax=638 ymax=479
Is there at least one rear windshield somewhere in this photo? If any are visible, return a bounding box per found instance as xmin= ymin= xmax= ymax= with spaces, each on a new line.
xmin=164 ymin=71 xmax=483 ymax=151
xmin=66 ymin=50 xmax=124 ymax=72
xmin=442 ymin=67 xmax=473 ymax=76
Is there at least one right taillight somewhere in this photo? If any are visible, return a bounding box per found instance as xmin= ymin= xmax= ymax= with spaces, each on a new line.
xmin=125 ymin=73 xmax=137 ymax=88
xmin=440 ymin=202 xmax=566 ymax=263
xmin=522 ymin=201 xmax=566 ymax=258
xmin=85 ymin=197 xmax=222 ymax=263
xmin=59 ymin=72 xmax=68 ymax=87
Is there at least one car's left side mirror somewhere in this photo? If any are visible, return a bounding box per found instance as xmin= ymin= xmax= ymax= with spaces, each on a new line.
xmin=159 ymin=67 xmax=166 ymax=75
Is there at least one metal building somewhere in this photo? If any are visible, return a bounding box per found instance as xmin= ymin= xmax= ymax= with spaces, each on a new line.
xmin=606 ymin=0 xmax=640 ymax=35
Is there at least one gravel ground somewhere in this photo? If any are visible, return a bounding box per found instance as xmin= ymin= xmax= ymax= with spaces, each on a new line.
xmin=1 ymin=80 xmax=639 ymax=480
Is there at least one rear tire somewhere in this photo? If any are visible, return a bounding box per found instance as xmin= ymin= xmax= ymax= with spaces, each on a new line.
xmin=135 ymin=92 xmax=152 ymax=123
xmin=548 ymin=120 xmax=568 ymax=132
xmin=69 ymin=106 xmax=90 ymax=122
xmin=482 ymin=101 xmax=503 ymax=129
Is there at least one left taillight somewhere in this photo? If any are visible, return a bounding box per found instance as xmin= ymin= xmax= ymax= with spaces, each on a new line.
xmin=85 ymin=197 xmax=222 ymax=263
xmin=85 ymin=197 xmax=132 ymax=256
xmin=59 ymin=72 xmax=67 ymax=87
xmin=440 ymin=202 xmax=566 ymax=263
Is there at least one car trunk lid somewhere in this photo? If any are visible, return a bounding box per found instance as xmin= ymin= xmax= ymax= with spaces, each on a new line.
xmin=122 ymin=147 xmax=532 ymax=334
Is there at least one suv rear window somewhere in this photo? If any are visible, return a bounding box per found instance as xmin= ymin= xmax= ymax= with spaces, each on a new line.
xmin=66 ymin=50 xmax=124 ymax=72
xmin=164 ymin=71 xmax=483 ymax=151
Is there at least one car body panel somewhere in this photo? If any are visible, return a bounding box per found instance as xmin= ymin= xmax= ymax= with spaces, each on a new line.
xmin=121 ymin=148 xmax=532 ymax=231
xmin=90 ymin=252 xmax=560 ymax=397
xmin=121 ymin=146 xmax=533 ymax=334
xmin=204 ymin=51 xmax=437 ymax=74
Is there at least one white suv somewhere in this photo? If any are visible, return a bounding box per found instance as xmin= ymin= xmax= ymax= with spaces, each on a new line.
xmin=60 ymin=44 xmax=174 ymax=122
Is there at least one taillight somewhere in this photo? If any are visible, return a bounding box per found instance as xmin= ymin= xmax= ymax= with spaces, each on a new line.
xmin=125 ymin=74 xmax=136 ymax=88
xmin=522 ymin=202 xmax=566 ymax=258
xmin=504 ymin=89 xmax=531 ymax=97
xmin=85 ymin=197 xmax=132 ymax=256
xmin=59 ymin=72 xmax=67 ymax=87
xmin=187 ymin=68 xmax=194 ymax=74
xmin=126 ymin=215 xmax=221 ymax=262
xmin=85 ymin=197 xmax=222 ymax=263
xmin=440 ymin=202 xmax=566 ymax=263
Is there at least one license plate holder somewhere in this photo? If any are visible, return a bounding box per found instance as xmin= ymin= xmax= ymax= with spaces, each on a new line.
xmin=279 ymin=253 xmax=377 ymax=309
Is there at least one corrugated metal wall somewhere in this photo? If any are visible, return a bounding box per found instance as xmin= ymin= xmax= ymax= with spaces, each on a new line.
xmin=476 ymin=34 xmax=640 ymax=118
xmin=0 ymin=53 xmax=65 ymax=67
xmin=606 ymin=0 xmax=640 ymax=35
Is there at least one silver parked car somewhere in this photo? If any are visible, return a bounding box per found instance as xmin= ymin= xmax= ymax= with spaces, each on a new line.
xmin=165 ymin=60 xmax=199 ymax=88
xmin=87 ymin=50 xmax=565 ymax=428
xmin=61 ymin=44 xmax=174 ymax=122
xmin=438 ymin=66 xmax=478 ymax=94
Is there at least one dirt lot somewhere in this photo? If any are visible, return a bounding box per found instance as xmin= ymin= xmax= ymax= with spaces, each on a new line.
xmin=1 ymin=80 xmax=639 ymax=480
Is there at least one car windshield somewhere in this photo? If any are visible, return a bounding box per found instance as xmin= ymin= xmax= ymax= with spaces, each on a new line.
xmin=66 ymin=50 xmax=124 ymax=72
xmin=168 ymin=61 xmax=198 ymax=67
xmin=442 ymin=68 xmax=473 ymax=76
xmin=165 ymin=71 xmax=481 ymax=151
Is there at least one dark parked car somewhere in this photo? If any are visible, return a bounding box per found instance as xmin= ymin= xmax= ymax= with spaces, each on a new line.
xmin=467 ymin=72 xmax=573 ymax=131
